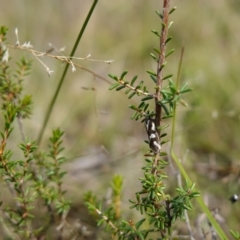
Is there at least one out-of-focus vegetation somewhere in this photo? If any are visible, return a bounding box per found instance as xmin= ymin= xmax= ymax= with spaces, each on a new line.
xmin=0 ymin=0 xmax=240 ymax=238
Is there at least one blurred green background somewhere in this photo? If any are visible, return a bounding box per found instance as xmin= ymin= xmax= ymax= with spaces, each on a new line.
xmin=1 ymin=0 xmax=240 ymax=237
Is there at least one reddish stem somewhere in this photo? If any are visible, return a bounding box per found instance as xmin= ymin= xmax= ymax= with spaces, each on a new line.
xmin=155 ymin=0 xmax=170 ymax=134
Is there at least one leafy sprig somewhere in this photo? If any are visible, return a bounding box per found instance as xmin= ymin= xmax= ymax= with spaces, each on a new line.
xmin=86 ymin=2 xmax=200 ymax=239
xmin=0 ymin=26 xmax=71 ymax=239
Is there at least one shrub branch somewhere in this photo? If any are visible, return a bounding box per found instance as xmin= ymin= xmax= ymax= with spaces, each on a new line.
xmin=155 ymin=0 xmax=170 ymax=135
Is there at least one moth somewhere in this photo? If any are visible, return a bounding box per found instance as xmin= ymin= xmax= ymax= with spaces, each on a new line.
xmin=229 ymin=194 xmax=239 ymax=204
xmin=145 ymin=117 xmax=161 ymax=153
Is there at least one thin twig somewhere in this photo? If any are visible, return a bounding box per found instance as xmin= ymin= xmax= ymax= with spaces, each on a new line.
xmin=9 ymin=44 xmax=112 ymax=85
xmin=9 ymin=45 xmax=113 ymax=65
xmin=117 ymin=79 xmax=154 ymax=97
xmin=152 ymin=152 xmax=160 ymax=175
xmin=95 ymin=208 xmax=119 ymax=232
xmin=155 ymin=0 xmax=170 ymax=135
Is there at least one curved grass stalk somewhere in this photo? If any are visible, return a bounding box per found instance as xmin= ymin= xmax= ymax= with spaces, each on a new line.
xmin=37 ymin=0 xmax=98 ymax=146
xmin=170 ymin=48 xmax=228 ymax=240
xmin=171 ymin=151 xmax=228 ymax=240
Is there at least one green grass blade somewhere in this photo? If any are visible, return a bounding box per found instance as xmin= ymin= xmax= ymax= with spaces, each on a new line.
xmin=170 ymin=48 xmax=228 ymax=240
xmin=37 ymin=0 xmax=98 ymax=146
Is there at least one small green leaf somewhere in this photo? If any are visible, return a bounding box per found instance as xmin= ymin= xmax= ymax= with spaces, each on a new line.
xmin=24 ymin=173 xmax=33 ymax=181
xmin=160 ymin=133 xmax=167 ymax=138
xmin=131 ymin=111 xmax=138 ymax=119
xmin=160 ymin=61 xmax=167 ymax=70
xmin=178 ymin=99 xmax=188 ymax=107
xmin=143 ymin=103 xmax=149 ymax=112
xmin=190 ymin=182 xmax=196 ymax=190
xmin=169 ymin=86 xmax=177 ymax=94
xmin=120 ymin=70 xmax=128 ymax=79
xmin=125 ymin=88 xmax=131 ymax=94
xmin=179 ymin=82 xmax=187 ymax=90
xmin=146 ymin=70 xmax=157 ymax=76
xmin=130 ymin=75 xmax=138 ymax=86
xmin=160 ymin=95 xmax=172 ymax=102
xmin=0 ymin=132 xmax=4 ymax=138
xmin=160 ymin=151 xmax=168 ymax=156
xmin=108 ymin=74 xmax=118 ymax=81
xmin=97 ymin=219 xmax=105 ymax=226
xmin=135 ymin=218 xmax=146 ymax=229
xmin=180 ymin=88 xmax=192 ymax=94
xmin=162 ymin=74 xmax=173 ymax=80
xmin=165 ymin=36 xmax=172 ymax=44
xmin=155 ymin=11 xmax=163 ymax=19
xmin=230 ymin=230 xmax=240 ymax=239
xmin=190 ymin=192 xmax=200 ymax=197
xmin=128 ymin=92 xmax=136 ymax=99
xmin=138 ymin=102 xmax=145 ymax=108
xmin=116 ymin=85 xmax=126 ymax=91
xmin=129 ymin=105 xmax=138 ymax=110
xmin=159 ymin=124 xmax=169 ymax=131
xmin=169 ymin=6 xmax=177 ymax=14
xmin=183 ymin=204 xmax=192 ymax=210
xmin=166 ymin=49 xmax=175 ymax=58
xmin=169 ymin=79 xmax=177 ymax=92
xmin=150 ymin=53 xmax=158 ymax=62
xmin=154 ymin=48 xmax=161 ymax=55
xmin=136 ymin=114 xmax=142 ymax=120
xmin=138 ymin=81 xmax=143 ymax=88
xmin=159 ymin=102 xmax=169 ymax=115
xmin=141 ymin=95 xmax=154 ymax=101
xmin=150 ymin=75 xmax=157 ymax=83
xmin=161 ymin=22 xmax=166 ymax=28
xmin=168 ymin=21 xmax=174 ymax=29
xmin=109 ymin=83 xmax=120 ymax=90
xmin=151 ymin=29 xmax=160 ymax=37
xmin=143 ymin=86 xmax=148 ymax=93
